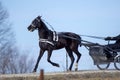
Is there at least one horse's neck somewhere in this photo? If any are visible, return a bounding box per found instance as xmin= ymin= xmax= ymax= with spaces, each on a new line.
xmin=38 ymin=28 xmax=52 ymax=39
xmin=38 ymin=20 xmax=53 ymax=39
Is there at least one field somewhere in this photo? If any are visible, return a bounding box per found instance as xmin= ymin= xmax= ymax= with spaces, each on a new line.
xmin=0 ymin=70 xmax=120 ymax=80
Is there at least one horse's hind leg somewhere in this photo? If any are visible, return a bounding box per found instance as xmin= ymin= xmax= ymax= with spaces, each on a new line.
xmin=47 ymin=50 xmax=60 ymax=67
xmin=65 ymin=47 xmax=75 ymax=71
xmin=73 ymin=49 xmax=81 ymax=71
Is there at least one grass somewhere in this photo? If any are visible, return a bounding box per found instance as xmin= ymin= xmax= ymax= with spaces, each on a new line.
xmin=44 ymin=72 xmax=120 ymax=80
xmin=0 ymin=70 xmax=120 ymax=80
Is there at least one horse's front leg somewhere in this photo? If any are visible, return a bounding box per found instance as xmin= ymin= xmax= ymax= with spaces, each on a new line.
xmin=47 ymin=50 xmax=60 ymax=67
xmin=33 ymin=49 xmax=45 ymax=72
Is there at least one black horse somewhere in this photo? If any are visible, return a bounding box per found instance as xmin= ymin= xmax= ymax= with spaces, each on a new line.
xmin=28 ymin=16 xmax=82 ymax=72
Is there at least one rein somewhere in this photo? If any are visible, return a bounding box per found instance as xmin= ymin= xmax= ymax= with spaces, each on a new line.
xmin=80 ymin=34 xmax=105 ymax=40
xmin=41 ymin=19 xmax=105 ymax=46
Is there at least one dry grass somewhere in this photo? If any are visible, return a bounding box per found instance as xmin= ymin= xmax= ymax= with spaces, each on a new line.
xmin=44 ymin=71 xmax=120 ymax=80
xmin=0 ymin=70 xmax=120 ymax=80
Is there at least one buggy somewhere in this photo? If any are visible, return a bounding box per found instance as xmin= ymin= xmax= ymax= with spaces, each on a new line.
xmin=82 ymin=40 xmax=120 ymax=70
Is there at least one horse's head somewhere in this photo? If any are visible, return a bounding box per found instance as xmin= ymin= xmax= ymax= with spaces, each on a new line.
xmin=28 ymin=16 xmax=41 ymax=32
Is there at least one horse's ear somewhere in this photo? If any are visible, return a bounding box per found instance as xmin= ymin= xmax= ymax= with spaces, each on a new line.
xmin=37 ymin=16 xmax=41 ymax=19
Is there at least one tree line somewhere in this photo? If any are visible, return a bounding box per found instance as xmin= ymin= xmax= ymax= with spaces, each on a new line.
xmin=0 ymin=2 xmax=34 ymax=74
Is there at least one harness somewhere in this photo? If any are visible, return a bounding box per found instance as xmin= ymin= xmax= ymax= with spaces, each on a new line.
xmin=40 ymin=39 xmax=54 ymax=46
xmin=39 ymin=31 xmax=59 ymax=46
xmin=53 ymin=31 xmax=58 ymax=41
xmin=39 ymin=19 xmax=59 ymax=46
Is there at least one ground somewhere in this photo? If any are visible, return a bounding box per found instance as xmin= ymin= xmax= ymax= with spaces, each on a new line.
xmin=0 ymin=70 xmax=120 ymax=80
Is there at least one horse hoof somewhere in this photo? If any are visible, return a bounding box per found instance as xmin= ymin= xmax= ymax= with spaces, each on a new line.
xmin=54 ymin=64 xmax=60 ymax=67
xmin=66 ymin=69 xmax=71 ymax=72
xmin=75 ymin=68 xmax=78 ymax=71
xmin=32 ymin=70 xmax=36 ymax=73
xmin=56 ymin=64 xmax=60 ymax=67
xmin=32 ymin=72 xmax=37 ymax=74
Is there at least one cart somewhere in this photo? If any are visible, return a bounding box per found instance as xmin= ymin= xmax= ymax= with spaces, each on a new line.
xmin=82 ymin=40 xmax=120 ymax=70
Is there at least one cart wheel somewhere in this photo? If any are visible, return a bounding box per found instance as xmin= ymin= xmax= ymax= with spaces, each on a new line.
xmin=114 ymin=55 xmax=120 ymax=70
xmin=96 ymin=63 xmax=110 ymax=70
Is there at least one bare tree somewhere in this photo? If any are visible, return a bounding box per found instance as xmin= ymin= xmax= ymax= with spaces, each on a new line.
xmin=0 ymin=2 xmax=13 ymax=74
xmin=0 ymin=2 xmax=34 ymax=74
xmin=0 ymin=2 xmax=8 ymax=24
xmin=17 ymin=53 xmax=34 ymax=73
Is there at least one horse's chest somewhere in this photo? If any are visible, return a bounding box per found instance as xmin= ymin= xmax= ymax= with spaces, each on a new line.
xmin=39 ymin=41 xmax=53 ymax=50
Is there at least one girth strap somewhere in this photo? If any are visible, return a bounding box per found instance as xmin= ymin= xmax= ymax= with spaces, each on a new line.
xmin=53 ymin=31 xmax=58 ymax=41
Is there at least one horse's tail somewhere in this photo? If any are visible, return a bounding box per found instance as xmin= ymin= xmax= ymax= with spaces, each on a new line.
xmin=72 ymin=34 xmax=82 ymax=47
xmin=79 ymin=36 xmax=82 ymax=47
xmin=75 ymin=35 xmax=82 ymax=47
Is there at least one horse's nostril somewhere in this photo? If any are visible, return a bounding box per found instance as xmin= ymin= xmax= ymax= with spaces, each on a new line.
xmin=27 ymin=26 xmax=32 ymax=31
xmin=29 ymin=29 xmax=33 ymax=32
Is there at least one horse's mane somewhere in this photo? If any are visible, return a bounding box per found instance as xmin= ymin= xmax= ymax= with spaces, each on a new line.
xmin=40 ymin=19 xmax=49 ymax=31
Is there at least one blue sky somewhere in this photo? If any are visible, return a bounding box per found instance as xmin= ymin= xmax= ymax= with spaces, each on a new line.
xmin=1 ymin=0 xmax=120 ymax=72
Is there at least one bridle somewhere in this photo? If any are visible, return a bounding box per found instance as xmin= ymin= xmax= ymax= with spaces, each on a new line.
xmin=30 ymin=18 xmax=41 ymax=29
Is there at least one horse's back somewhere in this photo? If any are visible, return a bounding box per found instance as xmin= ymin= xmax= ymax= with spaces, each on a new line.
xmin=59 ymin=32 xmax=81 ymax=41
